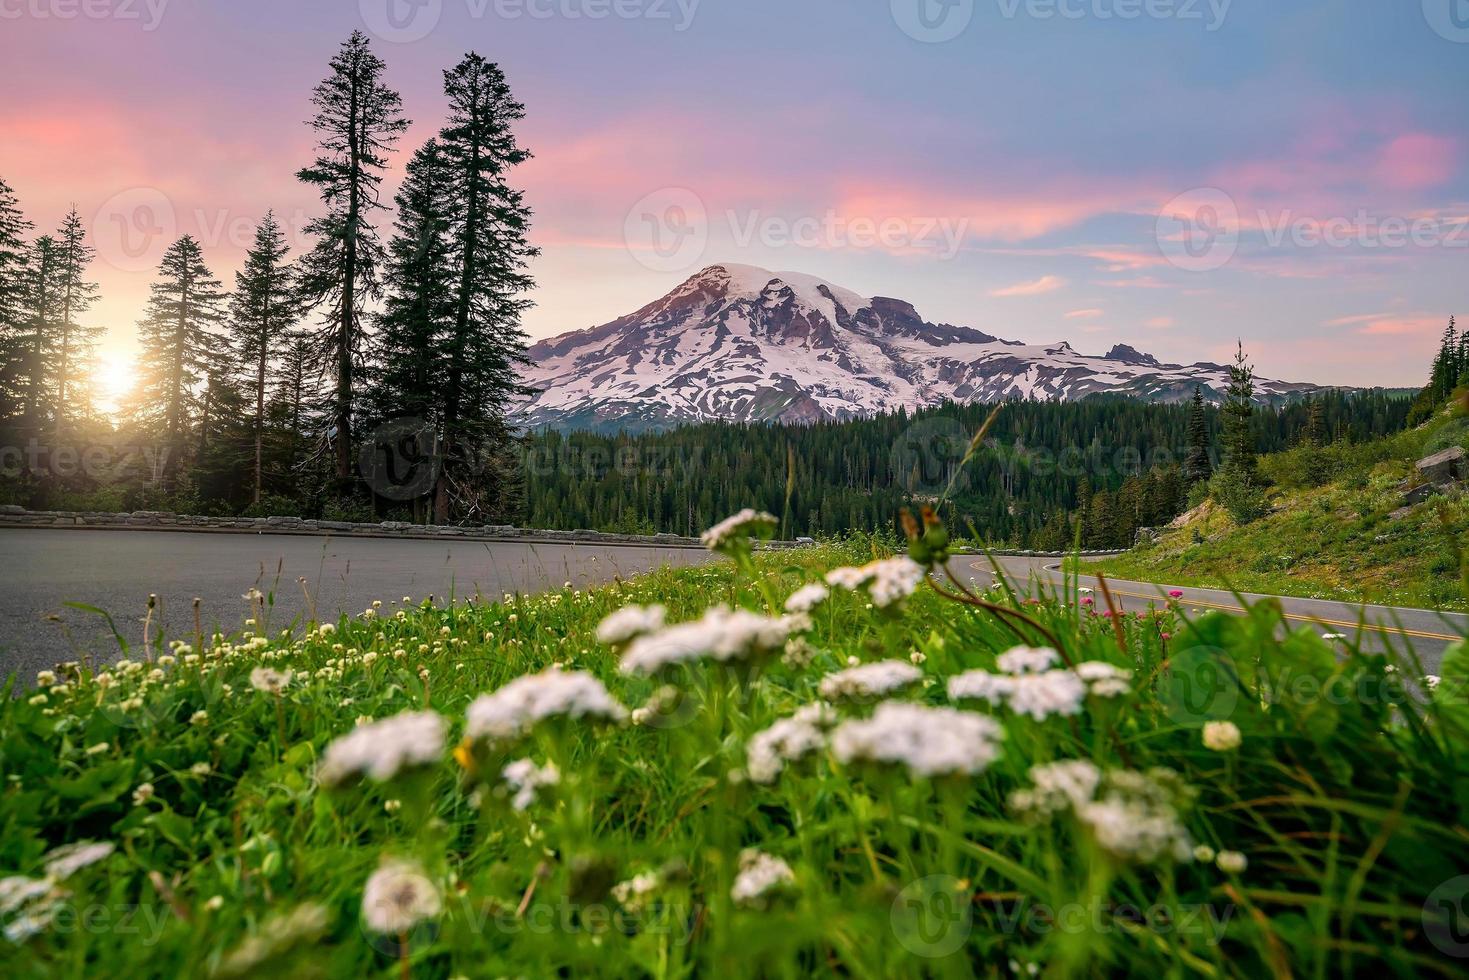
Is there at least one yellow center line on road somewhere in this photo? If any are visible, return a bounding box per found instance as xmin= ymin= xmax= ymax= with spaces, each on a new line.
xmin=969 ymin=562 xmax=1461 ymax=642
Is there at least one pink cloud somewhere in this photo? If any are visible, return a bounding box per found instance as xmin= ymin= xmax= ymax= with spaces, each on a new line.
xmin=991 ymin=275 xmax=1066 ymax=297
xmin=1066 ymin=308 xmax=1104 ymax=319
xmin=1374 ymin=133 xmax=1459 ymax=191
xmin=1145 ymin=316 xmax=1176 ymax=329
xmin=1327 ymin=312 xmax=1446 ymax=335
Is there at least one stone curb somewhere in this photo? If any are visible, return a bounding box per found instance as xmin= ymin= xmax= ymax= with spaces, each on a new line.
xmin=0 ymin=506 xmax=806 ymax=551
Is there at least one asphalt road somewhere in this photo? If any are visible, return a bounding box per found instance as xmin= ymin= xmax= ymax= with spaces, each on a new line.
xmin=959 ymin=555 xmax=1467 ymax=673
xmin=1 ymin=528 xmax=716 ymax=679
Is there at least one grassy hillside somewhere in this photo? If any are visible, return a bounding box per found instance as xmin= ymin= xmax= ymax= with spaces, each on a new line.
xmin=1093 ymin=406 xmax=1469 ymax=611
xmin=4 ymin=521 xmax=1469 ymax=976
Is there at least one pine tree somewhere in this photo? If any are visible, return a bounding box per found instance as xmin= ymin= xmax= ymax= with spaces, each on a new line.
xmin=1303 ymin=396 xmax=1327 ymax=446
xmin=1220 ymin=341 xmax=1257 ymax=478
xmin=431 ymin=52 xmax=538 ymax=523
xmin=230 ymin=212 xmax=296 ymax=504
xmin=0 ymin=177 xmax=33 ymax=418
xmin=370 ymin=139 xmax=454 ymax=426
xmin=51 ymin=207 xmax=100 ymax=440
xmin=1183 ymin=386 xmax=1211 ymax=483
xmin=18 ymin=235 xmax=61 ymax=424
xmin=270 ymin=330 xmax=321 ymax=486
xmin=133 ymin=236 xmax=226 ymax=489
xmin=296 ymin=31 xmax=409 ymax=487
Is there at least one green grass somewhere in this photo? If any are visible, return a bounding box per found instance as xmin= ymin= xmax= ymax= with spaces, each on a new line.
xmin=3 ymin=531 xmax=1469 ymax=977
xmin=1092 ymin=412 xmax=1469 ymax=612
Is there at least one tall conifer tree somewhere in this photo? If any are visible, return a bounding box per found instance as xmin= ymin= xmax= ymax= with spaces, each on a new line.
xmin=230 ymin=212 xmax=296 ymax=504
xmin=296 ymin=31 xmax=409 ymax=487
xmin=52 ymin=207 xmax=100 ymax=439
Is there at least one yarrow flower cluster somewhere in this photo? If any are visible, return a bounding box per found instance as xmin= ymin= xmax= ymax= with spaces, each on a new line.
xmin=746 ymin=702 xmax=836 ymax=784
xmin=948 ymin=647 xmax=1131 ymax=721
xmin=701 ymin=509 xmax=778 ymax=553
xmin=466 ymin=668 xmax=627 ymax=743
xmin=595 ymin=604 xmax=666 ymax=646
xmin=501 ymin=758 xmax=560 ymax=811
xmin=318 ymin=710 xmax=447 ymax=787
xmin=361 ymin=859 xmax=441 ymax=935
xmin=730 ymin=850 xmax=795 ymax=908
xmin=42 ymin=841 xmax=114 ymax=880
xmin=618 ymin=606 xmax=794 ymax=675
xmin=784 ymin=583 xmax=829 ymax=614
xmin=825 ymin=556 xmax=927 ymax=609
xmin=818 ymin=660 xmax=923 ymax=702
xmin=831 ymin=701 xmax=1004 ymax=778
xmin=1011 ymin=761 xmax=1195 ymax=864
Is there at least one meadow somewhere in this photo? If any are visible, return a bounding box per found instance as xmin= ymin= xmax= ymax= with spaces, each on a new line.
xmin=3 ymin=510 xmax=1468 ymax=977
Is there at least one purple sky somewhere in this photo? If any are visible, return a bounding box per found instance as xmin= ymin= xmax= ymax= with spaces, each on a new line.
xmin=3 ymin=0 xmax=1467 ymax=387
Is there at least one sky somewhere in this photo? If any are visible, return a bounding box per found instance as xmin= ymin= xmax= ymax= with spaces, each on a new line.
xmin=2 ymin=0 xmax=1467 ymax=390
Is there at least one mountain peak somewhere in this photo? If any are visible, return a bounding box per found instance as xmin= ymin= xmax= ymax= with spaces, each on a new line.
xmin=520 ymin=269 xmax=1323 ymax=432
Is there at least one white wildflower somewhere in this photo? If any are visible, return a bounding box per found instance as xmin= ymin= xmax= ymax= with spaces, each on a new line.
xmin=595 ymin=605 xmax=666 ymax=646
xmin=132 ymin=782 xmax=155 ymax=806
xmin=611 ymin=871 xmax=661 ymax=912
xmin=784 ymin=583 xmax=829 ymax=614
xmin=947 ymin=670 xmax=1016 ymax=706
xmin=1008 ymin=760 xmax=1102 ymax=818
xmin=190 ymin=762 xmax=212 ymax=777
xmin=248 ymin=667 xmax=291 ymax=694
xmin=1201 ymin=720 xmax=1242 ymax=752
xmin=831 ymin=702 xmax=1003 ymax=778
xmin=84 ymin=742 xmax=109 ymax=756
xmin=746 ymin=703 xmax=836 ymax=784
xmin=1216 ymin=850 xmax=1248 ymax=874
xmin=824 ymin=566 xmax=870 ymax=590
xmin=701 ymin=509 xmax=778 ymax=552
xmin=996 ymin=646 xmax=1060 ymax=674
xmin=0 ymin=875 xmax=53 ymax=915
xmin=501 ymin=758 xmax=560 ymax=811
xmin=35 ymin=670 xmax=56 ymax=687
xmin=1012 ymin=763 xmax=1194 ymax=864
xmin=466 ymin=669 xmax=626 ymax=742
xmin=1075 ymin=661 xmax=1132 ymax=698
xmin=825 ymin=557 xmax=925 ymax=608
xmin=4 ymin=903 xmax=59 ymax=943
xmin=618 ymin=606 xmax=791 ymax=675
xmin=1192 ymin=844 xmax=1216 ymax=864
xmin=190 ymin=710 xmax=209 ymax=726
xmin=204 ymin=895 xmax=225 ymax=911
xmin=1007 ymin=671 xmax=1087 ymax=721
xmin=818 ymin=660 xmax=923 ymax=702
xmin=43 ymin=841 xmax=114 ymax=880
xmin=361 ymin=859 xmax=441 ymax=935
xmin=318 ymin=710 xmax=447 ymax=786
xmin=730 ymin=850 xmax=795 ymax=908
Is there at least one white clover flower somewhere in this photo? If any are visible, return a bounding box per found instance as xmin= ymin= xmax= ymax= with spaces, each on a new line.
xmin=701 ymin=509 xmax=778 ymax=552
xmin=190 ymin=762 xmax=212 ymax=777
xmin=466 ymin=669 xmax=627 ymax=742
xmin=35 ymin=670 xmax=56 ymax=688
xmin=784 ymin=583 xmax=829 ymax=614
xmin=132 ymin=783 xmax=155 ymax=806
xmin=190 ymin=710 xmax=209 ymax=726
xmin=595 ymin=605 xmax=667 ymax=646
xmin=818 ymin=660 xmax=923 ymax=702
xmin=1192 ymin=844 xmax=1216 ymax=864
xmin=1202 ymin=721 xmax=1242 ymax=752
xmin=501 ymin=758 xmax=560 ymax=811
xmin=42 ymin=841 xmax=114 ymax=880
xmin=730 ymin=850 xmax=795 ymax=908
xmin=618 ymin=606 xmax=792 ymax=675
xmin=1074 ymin=661 xmax=1132 ymax=699
xmin=746 ymin=703 xmax=836 ymax=784
xmin=248 ymin=667 xmax=291 ymax=694
xmin=361 ymin=859 xmax=441 ymax=935
xmin=831 ymin=702 xmax=1003 ymax=778
xmin=1216 ymin=850 xmax=1248 ymax=874
xmin=996 ymin=646 xmax=1060 ymax=675
xmin=204 ymin=895 xmax=225 ymax=912
xmin=319 ymin=710 xmax=447 ymax=787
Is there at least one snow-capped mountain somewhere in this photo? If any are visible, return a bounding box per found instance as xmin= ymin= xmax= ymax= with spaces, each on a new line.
xmin=519 ymin=264 xmax=1327 ymax=431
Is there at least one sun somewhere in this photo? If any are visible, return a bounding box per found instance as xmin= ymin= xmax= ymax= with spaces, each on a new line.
xmin=92 ymin=355 xmax=135 ymax=418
